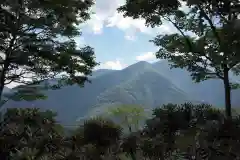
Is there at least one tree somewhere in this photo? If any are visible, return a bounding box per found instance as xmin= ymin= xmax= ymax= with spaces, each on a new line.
xmin=0 ymin=109 xmax=124 ymax=160
xmin=118 ymin=0 xmax=240 ymax=119
xmin=0 ymin=0 xmax=98 ymax=103
xmin=106 ymin=105 xmax=148 ymax=160
xmin=107 ymin=104 xmax=147 ymax=133
xmin=0 ymin=108 xmax=65 ymax=159
xmin=81 ymin=117 xmax=122 ymax=148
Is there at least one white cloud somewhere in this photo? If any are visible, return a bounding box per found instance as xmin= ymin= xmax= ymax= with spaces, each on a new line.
xmin=136 ymin=52 xmax=157 ymax=62
xmin=84 ymin=0 xmax=125 ymax=34
xmin=85 ymin=14 xmax=104 ymax=34
xmin=83 ymin=0 xmax=189 ymax=40
xmin=124 ymin=29 xmax=137 ymax=41
xmin=74 ymin=36 xmax=86 ymax=49
xmin=125 ymin=34 xmax=136 ymax=41
xmin=96 ymin=59 xmax=127 ymax=70
xmin=106 ymin=12 xmax=150 ymax=34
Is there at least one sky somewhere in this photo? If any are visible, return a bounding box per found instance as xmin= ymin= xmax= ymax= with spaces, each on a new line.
xmin=77 ymin=0 xmax=187 ymax=70
xmin=6 ymin=0 xmax=190 ymax=88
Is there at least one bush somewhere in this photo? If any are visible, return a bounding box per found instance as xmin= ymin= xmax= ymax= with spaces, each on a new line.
xmin=1 ymin=104 xmax=240 ymax=160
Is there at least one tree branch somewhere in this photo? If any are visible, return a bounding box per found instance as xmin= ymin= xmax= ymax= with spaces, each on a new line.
xmin=164 ymin=16 xmax=194 ymax=52
xmin=197 ymin=5 xmax=222 ymax=47
xmin=197 ymin=4 xmax=229 ymax=71
xmin=163 ymin=16 xmax=224 ymax=80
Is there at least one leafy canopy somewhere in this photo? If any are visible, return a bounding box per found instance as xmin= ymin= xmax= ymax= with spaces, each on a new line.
xmin=118 ymin=0 xmax=240 ymax=118
xmin=1 ymin=103 xmax=240 ymax=159
xmin=0 ymin=108 xmax=65 ymax=159
xmin=118 ymin=0 xmax=240 ymax=83
xmin=107 ymin=104 xmax=148 ymax=132
xmin=0 ymin=0 xmax=98 ymax=100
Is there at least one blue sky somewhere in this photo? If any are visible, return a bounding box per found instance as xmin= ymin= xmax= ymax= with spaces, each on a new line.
xmin=76 ymin=0 xmax=185 ymax=70
xmin=6 ymin=0 xmax=191 ymax=88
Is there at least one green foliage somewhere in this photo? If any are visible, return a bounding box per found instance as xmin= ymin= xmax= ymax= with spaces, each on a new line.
xmin=0 ymin=0 xmax=98 ymax=102
xmin=151 ymin=27 xmax=240 ymax=82
xmin=121 ymin=134 xmax=138 ymax=160
xmin=148 ymin=4 xmax=240 ymax=83
xmin=1 ymin=104 xmax=240 ymax=159
xmin=81 ymin=117 xmax=123 ymax=148
xmin=141 ymin=103 xmax=227 ymax=159
xmin=4 ymin=85 xmax=48 ymax=102
xmin=118 ymin=0 xmax=240 ymax=118
xmin=0 ymin=108 xmax=64 ymax=159
xmin=118 ymin=0 xmax=181 ymax=27
xmin=107 ymin=104 xmax=147 ymax=132
xmin=0 ymin=108 xmax=123 ymax=159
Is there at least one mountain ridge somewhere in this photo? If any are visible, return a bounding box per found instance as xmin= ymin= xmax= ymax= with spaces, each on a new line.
xmin=2 ymin=60 xmax=240 ymax=125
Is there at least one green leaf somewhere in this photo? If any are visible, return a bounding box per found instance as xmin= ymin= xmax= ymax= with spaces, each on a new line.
xmin=0 ymin=0 xmax=98 ymax=102
xmin=230 ymin=83 xmax=240 ymax=90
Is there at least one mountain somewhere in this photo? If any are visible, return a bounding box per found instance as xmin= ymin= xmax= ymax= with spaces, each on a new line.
xmin=2 ymin=61 xmax=195 ymax=125
xmin=2 ymin=60 xmax=240 ymax=125
xmin=153 ymin=60 xmax=240 ymax=107
xmin=89 ymin=62 xmax=193 ymax=117
xmin=91 ymin=69 xmax=114 ymax=78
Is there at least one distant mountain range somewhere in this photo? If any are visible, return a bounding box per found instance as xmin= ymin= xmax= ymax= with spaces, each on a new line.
xmin=2 ymin=60 xmax=240 ymax=125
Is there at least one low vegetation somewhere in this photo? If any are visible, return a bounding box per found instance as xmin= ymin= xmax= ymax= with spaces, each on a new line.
xmin=1 ymin=103 xmax=240 ymax=160
xmin=1 ymin=0 xmax=240 ymax=160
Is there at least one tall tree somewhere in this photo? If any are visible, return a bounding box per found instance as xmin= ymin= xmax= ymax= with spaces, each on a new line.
xmin=0 ymin=0 xmax=98 ymax=102
xmin=107 ymin=105 xmax=147 ymax=160
xmin=107 ymin=104 xmax=147 ymax=133
xmin=73 ymin=117 xmax=122 ymax=159
xmin=118 ymin=0 xmax=240 ymax=119
xmin=0 ymin=108 xmax=65 ymax=159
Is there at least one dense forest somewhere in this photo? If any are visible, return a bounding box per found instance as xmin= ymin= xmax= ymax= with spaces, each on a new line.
xmin=1 ymin=103 xmax=240 ymax=159
xmin=1 ymin=0 xmax=240 ymax=159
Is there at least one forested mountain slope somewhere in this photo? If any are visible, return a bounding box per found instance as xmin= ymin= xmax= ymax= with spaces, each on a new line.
xmin=2 ymin=60 xmax=240 ymax=125
xmin=153 ymin=60 xmax=240 ymax=107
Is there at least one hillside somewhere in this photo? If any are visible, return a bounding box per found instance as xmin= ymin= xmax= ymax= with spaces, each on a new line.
xmin=2 ymin=60 xmax=240 ymax=125
xmin=2 ymin=61 xmax=195 ymax=125
xmin=89 ymin=63 xmax=193 ymax=116
xmin=153 ymin=60 xmax=240 ymax=107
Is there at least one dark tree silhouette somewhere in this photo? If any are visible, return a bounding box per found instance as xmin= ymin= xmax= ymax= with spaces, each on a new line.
xmin=118 ymin=0 xmax=240 ymax=119
xmin=0 ymin=0 xmax=98 ymax=103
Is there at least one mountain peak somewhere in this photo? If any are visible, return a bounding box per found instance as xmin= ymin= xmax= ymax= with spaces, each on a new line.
xmin=124 ymin=61 xmax=151 ymax=70
xmin=135 ymin=61 xmax=151 ymax=65
xmin=121 ymin=61 xmax=154 ymax=75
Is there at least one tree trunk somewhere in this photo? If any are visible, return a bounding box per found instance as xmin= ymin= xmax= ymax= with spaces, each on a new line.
xmin=0 ymin=36 xmax=15 ymax=107
xmin=223 ymin=68 xmax=232 ymax=119
xmin=0 ymin=59 xmax=10 ymax=108
xmin=0 ymin=70 xmax=6 ymax=107
xmin=128 ymin=125 xmax=132 ymax=133
xmin=129 ymin=150 xmax=136 ymax=160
